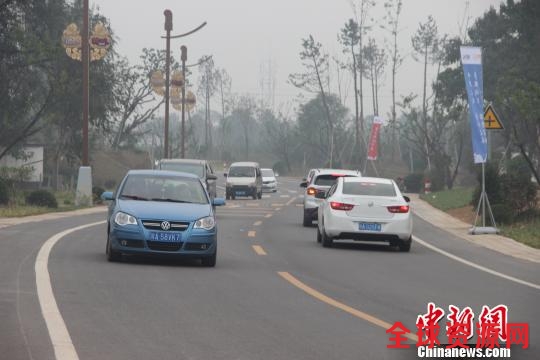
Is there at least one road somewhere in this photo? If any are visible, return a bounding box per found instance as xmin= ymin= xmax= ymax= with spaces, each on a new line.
xmin=0 ymin=177 xmax=538 ymax=360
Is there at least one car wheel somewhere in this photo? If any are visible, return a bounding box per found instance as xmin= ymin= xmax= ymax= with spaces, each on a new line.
xmin=398 ymin=237 xmax=412 ymax=252
xmin=201 ymin=251 xmax=217 ymax=267
xmin=231 ymin=193 xmax=235 ymax=200
xmin=226 ymin=192 xmax=230 ymax=200
xmin=316 ymin=226 xmax=322 ymax=243
xmin=252 ymin=188 xmax=257 ymax=200
xmin=106 ymin=234 xmax=121 ymax=262
xmin=257 ymin=191 xmax=262 ymax=199
xmin=302 ymin=210 xmax=312 ymax=227
xmin=321 ymin=224 xmax=333 ymax=248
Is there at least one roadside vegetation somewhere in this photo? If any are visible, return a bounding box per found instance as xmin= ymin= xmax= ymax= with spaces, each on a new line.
xmin=420 ymin=158 xmax=540 ymax=249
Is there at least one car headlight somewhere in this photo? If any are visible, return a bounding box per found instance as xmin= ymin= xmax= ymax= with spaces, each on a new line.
xmin=194 ymin=216 xmax=215 ymax=230
xmin=114 ymin=211 xmax=137 ymax=226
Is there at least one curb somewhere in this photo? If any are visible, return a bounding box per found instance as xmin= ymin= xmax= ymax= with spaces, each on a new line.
xmin=409 ymin=194 xmax=540 ymax=264
xmin=0 ymin=206 xmax=107 ymax=230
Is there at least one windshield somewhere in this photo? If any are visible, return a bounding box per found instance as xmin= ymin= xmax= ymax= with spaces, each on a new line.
xmin=228 ymin=166 xmax=255 ymax=177
xmin=342 ymin=182 xmax=396 ymax=197
xmin=261 ymin=169 xmax=274 ymax=177
xmin=314 ymin=174 xmax=348 ymax=187
xmin=119 ymin=174 xmax=208 ymax=204
xmin=159 ymin=162 xmax=204 ymax=178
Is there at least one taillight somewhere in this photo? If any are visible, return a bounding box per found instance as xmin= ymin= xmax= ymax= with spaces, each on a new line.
xmin=307 ymin=187 xmax=317 ymax=196
xmin=330 ymin=201 xmax=354 ymax=211
xmin=387 ymin=205 xmax=409 ymax=213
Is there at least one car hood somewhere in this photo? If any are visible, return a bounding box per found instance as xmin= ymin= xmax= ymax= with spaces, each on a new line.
xmin=117 ymin=200 xmax=211 ymax=221
xmin=262 ymin=176 xmax=276 ymax=182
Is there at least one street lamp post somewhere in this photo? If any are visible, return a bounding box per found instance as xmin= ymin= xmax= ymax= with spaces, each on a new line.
xmin=62 ymin=0 xmax=110 ymax=206
xmin=159 ymin=10 xmax=206 ymax=159
xmin=181 ymin=46 xmax=187 ymax=159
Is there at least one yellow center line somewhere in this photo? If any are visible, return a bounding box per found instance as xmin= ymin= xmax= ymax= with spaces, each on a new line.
xmin=252 ymin=245 xmax=267 ymax=255
xmin=253 ymin=220 xmax=262 ymax=226
xmin=265 ymin=213 xmax=273 ymax=218
xmin=277 ymin=271 xmax=417 ymax=342
xmin=247 ymin=230 xmax=256 ymax=237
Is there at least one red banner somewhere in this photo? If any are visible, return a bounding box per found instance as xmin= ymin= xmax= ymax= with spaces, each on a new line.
xmin=367 ymin=117 xmax=384 ymax=160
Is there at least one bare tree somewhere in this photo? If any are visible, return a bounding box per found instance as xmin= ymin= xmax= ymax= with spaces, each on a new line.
xmin=412 ymin=15 xmax=440 ymax=169
xmin=362 ymin=38 xmax=386 ymax=116
xmin=197 ymin=57 xmax=219 ymax=156
xmin=381 ymin=0 xmax=404 ymax=160
xmin=289 ymin=35 xmax=335 ymax=166
xmin=216 ymin=68 xmax=232 ymax=159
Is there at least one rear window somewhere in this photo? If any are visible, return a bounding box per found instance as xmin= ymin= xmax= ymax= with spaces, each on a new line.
xmin=314 ymin=174 xmax=346 ymax=186
xmin=160 ymin=162 xmax=204 ymax=178
xmin=342 ymin=182 xmax=396 ymax=197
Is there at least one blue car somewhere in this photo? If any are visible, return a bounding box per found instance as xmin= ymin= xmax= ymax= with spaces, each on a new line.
xmin=102 ymin=170 xmax=225 ymax=266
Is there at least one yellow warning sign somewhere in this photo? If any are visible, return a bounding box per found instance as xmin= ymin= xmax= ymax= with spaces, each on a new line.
xmin=484 ymin=104 xmax=504 ymax=130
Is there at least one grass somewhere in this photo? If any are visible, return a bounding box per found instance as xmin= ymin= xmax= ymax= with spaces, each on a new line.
xmin=0 ymin=189 xmax=87 ymax=217
xmin=419 ymin=187 xmax=474 ymax=210
xmin=420 ymin=187 xmax=540 ymax=249
xmin=500 ymin=216 xmax=540 ymax=249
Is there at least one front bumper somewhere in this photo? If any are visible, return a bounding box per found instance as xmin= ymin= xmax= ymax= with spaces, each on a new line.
xmin=262 ymin=182 xmax=277 ymax=192
xmin=109 ymin=223 xmax=217 ymax=256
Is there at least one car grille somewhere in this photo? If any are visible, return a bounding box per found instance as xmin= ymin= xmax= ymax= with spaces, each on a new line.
xmin=147 ymin=241 xmax=183 ymax=251
xmin=263 ymin=181 xmax=273 ymax=184
xmin=141 ymin=220 xmax=190 ymax=231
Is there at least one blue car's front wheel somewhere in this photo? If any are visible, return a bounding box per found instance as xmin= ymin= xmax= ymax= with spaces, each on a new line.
xmin=106 ymin=233 xmax=122 ymax=262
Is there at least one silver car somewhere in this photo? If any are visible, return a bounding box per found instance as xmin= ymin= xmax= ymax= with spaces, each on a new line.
xmin=300 ymin=168 xmax=361 ymax=226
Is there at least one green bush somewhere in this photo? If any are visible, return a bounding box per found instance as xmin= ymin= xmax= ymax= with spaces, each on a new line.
xmin=471 ymin=163 xmax=503 ymax=207
xmin=491 ymin=203 xmax=514 ymax=225
xmin=26 ymin=190 xmax=58 ymax=208
xmin=92 ymin=186 xmax=105 ymax=204
xmin=0 ymin=178 xmax=9 ymax=205
xmin=404 ymin=172 xmax=424 ymax=193
xmin=427 ymin=169 xmax=445 ymax=192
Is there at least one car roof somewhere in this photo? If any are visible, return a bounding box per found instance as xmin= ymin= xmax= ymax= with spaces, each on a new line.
xmin=261 ymin=168 xmax=274 ymax=171
xmin=229 ymin=161 xmax=259 ymax=167
xmin=159 ymin=158 xmax=206 ymax=165
xmin=314 ymin=168 xmax=362 ymax=176
xmin=126 ymin=169 xmax=200 ymax=179
xmin=342 ymin=176 xmax=393 ymax=184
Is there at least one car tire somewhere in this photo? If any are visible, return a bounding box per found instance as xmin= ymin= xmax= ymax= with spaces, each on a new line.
xmin=257 ymin=190 xmax=262 ymax=199
xmin=321 ymin=224 xmax=333 ymax=248
xmin=106 ymin=234 xmax=121 ymax=262
xmin=302 ymin=210 xmax=312 ymax=227
xmin=398 ymin=237 xmax=412 ymax=252
xmin=252 ymin=188 xmax=257 ymax=200
xmin=226 ymin=193 xmax=230 ymax=200
xmin=201 ymin=251 xmax=217 ymax=267
xmin=316 ymin=226 xmax=322 ymax=243
xmin=231 ymin=193 xmax=235 ymax=200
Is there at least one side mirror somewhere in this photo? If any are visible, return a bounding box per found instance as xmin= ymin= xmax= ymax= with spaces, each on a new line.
xmin=212 ymin=197 xmax=226 ymax=206
xmin=207 ymin=174 xmax=217 ymax=181
xmin=275 ymin=173 xmax=279 ymax=177
xmin=300 ymin=181 xmax=308 ymax=188
xmin=314 ymin=191 xmax=326 ymax=199
xmin=101 ymin=191 xmax=114 ymax=201
xmin=223 ymin=173 xmax=228 ymax=178
xmin=403 ymin=195 xmax=410 ymax=203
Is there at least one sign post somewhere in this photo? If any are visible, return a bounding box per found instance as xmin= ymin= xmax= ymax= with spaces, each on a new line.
xmin=460 ymin=47 xmax=498 ymax=235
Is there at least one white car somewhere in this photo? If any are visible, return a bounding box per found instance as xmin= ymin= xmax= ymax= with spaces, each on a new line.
xmin=316 ymin=176 xmax=412 ymax=251
xmin=261 ymin=168 xmax=278 ymax=192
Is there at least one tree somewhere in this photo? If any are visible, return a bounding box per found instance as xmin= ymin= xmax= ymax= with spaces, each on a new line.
xmin=381 ymin=0 xmax=403 ymax=160
xmin=197 ymin=57 xmax=219 ymax=157
xmin=411 ymin=15 xmax=440 ymax=169
xmin=261 ymin=110 xmax=295 ymax=172
xmin=362 ymin=38 xmax=386 ymax=116
xmin=110 ymin=48 xmax=168 ymax=149
xmin=289 ymin=35 xmax=336 ymax=166
xmin=339 ymin=19 xmax=361 ymax=156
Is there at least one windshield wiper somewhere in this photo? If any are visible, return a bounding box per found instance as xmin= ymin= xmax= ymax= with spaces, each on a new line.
xmin=151 ymin=198 xmax=195 ymax=203
xmin=120 ymin=194 xmax=148 ymax=200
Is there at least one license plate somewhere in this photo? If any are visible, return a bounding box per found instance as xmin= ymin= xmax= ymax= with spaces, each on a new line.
xmin=359 ymin=222 xmax=381 ymax=232
xmin=235 ymin=191 xmax=246 ymax=195
xmin=148 ymin=232 xmax=182 ymax=242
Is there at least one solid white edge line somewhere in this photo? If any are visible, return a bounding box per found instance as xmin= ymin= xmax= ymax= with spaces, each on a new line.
xmin=413 ymin=235 xmax=540 ymax=290
xmin=35 ymin=221 xmax=105 ymax=360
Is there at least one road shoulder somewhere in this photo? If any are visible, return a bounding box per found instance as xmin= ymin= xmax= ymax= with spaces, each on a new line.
xmin=0 ymin=206 xmax=107 ymax=230
xmin=410 ymin=194 xmax=540 ymax=264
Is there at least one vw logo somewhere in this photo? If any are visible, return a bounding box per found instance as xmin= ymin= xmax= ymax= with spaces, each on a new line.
xmin=160 ymin=221 xmax=171 ymax=231
xmin=368 ymin=201 xmax=374 ymax=207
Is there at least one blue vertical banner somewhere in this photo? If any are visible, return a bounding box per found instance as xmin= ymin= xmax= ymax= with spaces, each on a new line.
xmin=460 ymin=46 xmax=487 ymax=163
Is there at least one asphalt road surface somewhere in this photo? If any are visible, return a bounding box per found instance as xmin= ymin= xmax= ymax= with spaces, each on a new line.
xmin=1 ymin=177 xmax=538 ymax=360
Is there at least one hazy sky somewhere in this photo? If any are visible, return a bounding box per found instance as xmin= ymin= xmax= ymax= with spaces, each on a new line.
xmin=92 ymin=0 xmax=502 ymax=118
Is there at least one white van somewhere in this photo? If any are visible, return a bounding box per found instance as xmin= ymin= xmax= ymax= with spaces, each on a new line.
xmin=225 ymin=162 xmax=262 ymax=200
